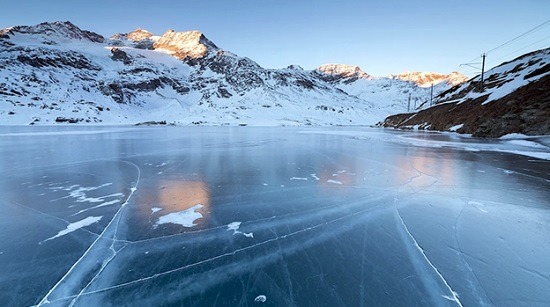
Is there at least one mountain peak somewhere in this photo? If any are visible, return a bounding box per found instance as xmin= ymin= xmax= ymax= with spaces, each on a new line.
xmin=153 ymin=29 xmax=219 ymax=60
xmin=1 ymin=21 xmax=104 ymax=43
xmin=391 ymin=71 xmax=468 ymax=87
xmin=316 ymin=64 xmax=370 ymax=80
xmin=110 ymin=28 xmax=154 ymax=42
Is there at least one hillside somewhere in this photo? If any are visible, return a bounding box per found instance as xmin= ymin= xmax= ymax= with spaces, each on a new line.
xmin=380 ymin=48 xmax=550 ymax=137
xmin=0 ymin=21 xmax=463 ymax=126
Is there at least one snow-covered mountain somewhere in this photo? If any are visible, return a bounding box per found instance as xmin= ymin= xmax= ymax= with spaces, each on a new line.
xmin=316 ymin=64 xmax=371 ymax=81
xmin=381 ymin=47 xmax=550 ymax=137
xmin=390 ymin=71 xmax=468 ymax=88
xmin=0 ymin=21 xmax=462 ymax=126
xmin=314 ymin=64 xmax=447 ymax=115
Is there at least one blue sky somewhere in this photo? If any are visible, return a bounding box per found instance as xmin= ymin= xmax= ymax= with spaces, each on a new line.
xmin=1 ymin=0 xmax=549 ymax=76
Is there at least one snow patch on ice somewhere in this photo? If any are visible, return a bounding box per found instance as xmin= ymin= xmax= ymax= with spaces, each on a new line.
xmin=499 ymin=133 xmax=531 ymax=140
xmin=154 ymin=204 xmax=203 ymax=228
xmin=42 ymin=216 xmax=102 ymax=243
xmin=50 ymin=183 xmax=114 ymax=204
xmin=500 ymin=169 xmax=514 ymax=175
xmin=327 ymin=179 xmax=342 ymax=185
xmin=254 ymin=295 xmax=267 ymax=303
xmin=227 ymin=221 xmax=254 ymax=238
xmin=310 ymin=173 xmax=320 ymax=181
xmin=151 ymin=207 xmax=163 ymax=213
xmin=290 ymin=177 xmax=308 ymax=181
xmin=72 ymin=199 xmax=121 ymax=216
xmin=505 ymin=140 xmax=548 ymax=149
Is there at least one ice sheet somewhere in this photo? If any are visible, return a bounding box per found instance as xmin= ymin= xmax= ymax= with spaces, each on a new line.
xmin=0 ymin=126 xmax=548 ymax=306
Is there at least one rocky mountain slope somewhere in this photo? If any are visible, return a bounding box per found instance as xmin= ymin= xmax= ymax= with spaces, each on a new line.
xmin=0 ymin=21 xmax=464 ymax=126
xmin=380 ymin=48 xmax=550 ymax=137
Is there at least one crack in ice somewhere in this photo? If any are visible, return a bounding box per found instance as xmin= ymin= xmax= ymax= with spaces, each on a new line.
xmin=38 ymin=160 xmax=141 ymax=306
xmin=45 ymin=203 xmax=388 ymax=303
xmin=396 ymin=208 xmax=463 ymax=307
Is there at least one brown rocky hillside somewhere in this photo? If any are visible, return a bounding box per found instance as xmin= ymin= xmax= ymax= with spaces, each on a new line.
xmin=379 ymin=48 xmax=550 ymax=137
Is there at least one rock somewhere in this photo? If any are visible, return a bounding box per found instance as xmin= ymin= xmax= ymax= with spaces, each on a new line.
xmin=55 ymin=117 xmax=83 ymax=123
xmin=110 ymin=47 xmax=132 ymax=64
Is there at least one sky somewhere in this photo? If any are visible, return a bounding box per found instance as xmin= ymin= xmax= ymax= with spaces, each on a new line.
xmin=1 ymin=0 xmax=549 ymax=76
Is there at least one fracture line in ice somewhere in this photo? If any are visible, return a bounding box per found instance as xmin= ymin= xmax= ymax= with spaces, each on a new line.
xmin=394 ymin=150 xmax=462 ymax=306
xmin=449 ymin=200 xmax=494 ymax=306
xmin=51 ymin=202 xmax=387 ymax=301
xmin=396 ymin=209 xmax=463 ymax=306
xmin=129 ymin=194 xmax=388 ymax=245
xmin=69 ymin=161 xmax=142 ymax=306
xmin=38 ymin=160 xmax=141 ymax=306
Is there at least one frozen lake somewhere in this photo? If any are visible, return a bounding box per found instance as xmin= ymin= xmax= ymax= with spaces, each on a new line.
xmin=0 ymin=126 xmax=549 ymax=306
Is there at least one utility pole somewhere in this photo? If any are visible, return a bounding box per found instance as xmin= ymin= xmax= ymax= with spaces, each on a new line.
xmin=480 ymin=53 xmax=486 ymax=90
xmin=407 ymin=93 xmax=411 ymax=112
xmin=430 ymin=83 xmax=433 ymax=106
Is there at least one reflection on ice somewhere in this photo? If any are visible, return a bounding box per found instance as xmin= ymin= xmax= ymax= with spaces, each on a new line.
xmin=137 ymin=179 xmax=210 ymax=230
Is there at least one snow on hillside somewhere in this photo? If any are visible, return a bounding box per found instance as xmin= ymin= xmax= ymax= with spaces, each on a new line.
xmin=0 ymin=21 xmax=462 ymax=126
xmin=436 ymin=48 xmax=550 ymax=105
xmin=380 ymin=47 xmax=550 ymax=137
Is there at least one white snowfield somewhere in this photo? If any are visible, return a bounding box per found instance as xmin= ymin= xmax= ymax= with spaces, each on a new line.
xmin=0 ymin=21 xmax=464 ymax=126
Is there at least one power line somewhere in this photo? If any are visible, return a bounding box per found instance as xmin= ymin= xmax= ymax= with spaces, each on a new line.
xmin=485 ymin=18 xmax=550 ymax=54
xmin=455 ymin=19 xmax=550 ymax=79
xmin=488 ymin=35 xmax=550 ymax=65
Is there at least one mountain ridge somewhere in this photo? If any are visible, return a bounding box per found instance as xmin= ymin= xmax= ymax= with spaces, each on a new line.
xmin=0 ymin=21 xmax=464 ymax=126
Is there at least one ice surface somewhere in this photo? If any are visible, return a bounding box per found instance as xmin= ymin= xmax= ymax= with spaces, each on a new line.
xmin=0 ymin=126 xmax=548 ymax=306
